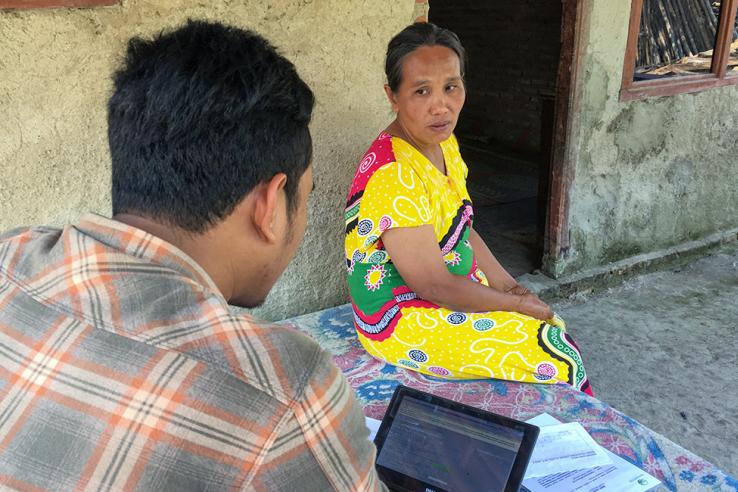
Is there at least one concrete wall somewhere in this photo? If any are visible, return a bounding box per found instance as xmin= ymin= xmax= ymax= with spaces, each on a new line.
xmin=0 ymin=0 xmax=415 ymax=320
xmin=552 ymin=0 xmax=738 ymax=276
xmin=429 ymin=0 xmax=562 ymax=155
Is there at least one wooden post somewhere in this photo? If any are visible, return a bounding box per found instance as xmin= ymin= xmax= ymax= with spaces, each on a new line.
xmin=714 ymin=0 xmax=738 ymax=77
xmin=544 ymin=0 xmax=591 ymax=275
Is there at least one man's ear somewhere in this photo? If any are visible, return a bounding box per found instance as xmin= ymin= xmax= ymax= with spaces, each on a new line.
xmin=384 ymin=84 xmax=399 ymax=113
xmin=252 ymin=173 xmax=288 ymax=243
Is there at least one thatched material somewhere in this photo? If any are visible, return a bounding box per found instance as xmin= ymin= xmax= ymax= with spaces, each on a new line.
xmin=636 ymin=0 xmax=738 ymax=71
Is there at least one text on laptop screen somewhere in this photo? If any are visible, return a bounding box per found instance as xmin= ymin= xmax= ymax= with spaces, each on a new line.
xmin=376 ymin=396 xmax=524 ymax=491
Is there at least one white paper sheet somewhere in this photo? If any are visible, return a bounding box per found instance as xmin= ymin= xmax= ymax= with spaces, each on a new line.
xmin=522 ymin=413 xmax=662 ymax=492
xmin=365 ymin=416 xmax=381 ymax=442
xmin=525 ymin=422 xmax=612 ymax=478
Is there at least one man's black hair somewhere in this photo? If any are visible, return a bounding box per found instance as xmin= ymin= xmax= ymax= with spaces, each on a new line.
xmin=385 ymin=22 xmax=466 ymax=93
xmin=108 ymin=19 xmax=314 ymax=233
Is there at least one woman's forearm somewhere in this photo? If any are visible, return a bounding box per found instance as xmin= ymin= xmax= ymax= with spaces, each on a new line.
xmin=420 ymin=272 xmax=522 ymax=313
xmin=382 ymin=225 xmax=545 ymax=316
xmin=381 ymin=225 xmax=548 ymax=316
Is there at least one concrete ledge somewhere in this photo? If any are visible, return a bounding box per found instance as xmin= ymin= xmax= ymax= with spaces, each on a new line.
xmin=518 ymin=227 xmax=738 ymax=300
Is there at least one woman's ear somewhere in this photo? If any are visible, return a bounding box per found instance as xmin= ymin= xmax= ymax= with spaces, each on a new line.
xmin=252 ymin=173 xmax=288 ymax=243
xmin=384 ymin=84 xmax=399 ymax=113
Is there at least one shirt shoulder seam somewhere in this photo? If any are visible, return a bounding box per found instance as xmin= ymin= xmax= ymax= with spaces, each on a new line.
xmin=0 ymin=269 xmax=296 ymax=404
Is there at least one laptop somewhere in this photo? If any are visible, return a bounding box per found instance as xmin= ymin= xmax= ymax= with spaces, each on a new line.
xmin=373 ymin=385 xmax=539 ymax=492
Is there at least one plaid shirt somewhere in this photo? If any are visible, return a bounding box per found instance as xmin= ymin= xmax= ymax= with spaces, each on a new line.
xmin=0 ymin=214 xmax=384 ymax=491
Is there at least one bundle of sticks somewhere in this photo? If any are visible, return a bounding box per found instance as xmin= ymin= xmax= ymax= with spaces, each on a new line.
xmin=636 ymin=0 xmax=738 ymax=72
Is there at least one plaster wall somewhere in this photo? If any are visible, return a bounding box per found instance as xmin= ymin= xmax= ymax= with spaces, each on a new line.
xmin=0 ymin=0 xmax=415 ymax=320
xmin=554 ymin=0 xmax=738 ymax=276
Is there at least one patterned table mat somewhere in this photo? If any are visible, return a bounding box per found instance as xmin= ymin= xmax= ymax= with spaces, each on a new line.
xmin=283 ymin=304 xmax=737 ymax=492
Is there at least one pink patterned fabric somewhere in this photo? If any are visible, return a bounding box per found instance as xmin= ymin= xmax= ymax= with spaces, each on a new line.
xmin=285 ymin=304 xmax=738 ymax=492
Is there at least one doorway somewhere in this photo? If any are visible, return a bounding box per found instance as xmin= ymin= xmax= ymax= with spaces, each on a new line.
xmin=429 ymin=1 xmax=573 ymax=277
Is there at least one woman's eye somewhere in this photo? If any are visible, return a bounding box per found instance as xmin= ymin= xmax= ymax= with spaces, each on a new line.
xmin=446 ymin=84 xmax=458 ymax=92
xmin=415 ymin=88 xmax=429 ymax=96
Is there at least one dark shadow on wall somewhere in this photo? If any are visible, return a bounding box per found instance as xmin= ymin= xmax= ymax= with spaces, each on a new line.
xmin=430 ymin=0 xmax=563 ymax=277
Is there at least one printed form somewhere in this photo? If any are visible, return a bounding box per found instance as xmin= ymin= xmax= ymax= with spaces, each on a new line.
xmin=522 ymin=413 xmax=662 ymax=492
xmin=366 ymin=416 xmax=381 ymax=442
xmin=524 ymin=422 xmax=612 ymax=477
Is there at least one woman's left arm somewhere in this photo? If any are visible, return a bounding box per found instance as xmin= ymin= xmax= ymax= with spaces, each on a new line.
xmin=468 ymin=227 xmax=521 ymax=293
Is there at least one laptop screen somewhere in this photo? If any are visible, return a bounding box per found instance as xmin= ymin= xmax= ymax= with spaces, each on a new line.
xmin=375 ymin=395 xmax=525 ymax=491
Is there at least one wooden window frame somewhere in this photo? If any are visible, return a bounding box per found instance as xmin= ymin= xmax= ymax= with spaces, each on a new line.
xmin=0 ymin=0 xmax=116 ymax=9
xmin=620 ymin=0 xmax=738 ymax=101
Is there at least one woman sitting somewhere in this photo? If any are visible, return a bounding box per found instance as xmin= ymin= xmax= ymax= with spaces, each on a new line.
xmin=344 ymin=23 xmax=592 ymax=395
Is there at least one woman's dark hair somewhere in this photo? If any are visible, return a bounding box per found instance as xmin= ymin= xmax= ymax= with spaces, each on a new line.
xmin=385 ymin=23 xmax=466 ymax=93
xmin=108 ymin=20 xmax=314 ymax=233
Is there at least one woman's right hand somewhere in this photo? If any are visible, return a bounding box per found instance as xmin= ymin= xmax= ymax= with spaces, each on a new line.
xmin=514 ymin=293 xmax=554 ymax=321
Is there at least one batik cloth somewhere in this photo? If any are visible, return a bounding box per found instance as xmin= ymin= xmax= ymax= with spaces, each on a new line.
xmin=345 ymin=132 xmax=590 ymax=394
xmin=0 ymin=214 xmax=383 ymax=491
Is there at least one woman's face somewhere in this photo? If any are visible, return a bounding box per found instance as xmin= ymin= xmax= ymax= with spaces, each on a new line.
xmin=386 ymin=44 xmax=465 ymax=147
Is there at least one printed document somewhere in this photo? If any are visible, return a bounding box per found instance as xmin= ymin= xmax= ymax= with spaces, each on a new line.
xmin=366 ymin=416 xmax=381 ymax=442
xmin=525 ymin=422 xmax=612 ymax=477
xmin=522 ymin=413 xmax=662 ymax=492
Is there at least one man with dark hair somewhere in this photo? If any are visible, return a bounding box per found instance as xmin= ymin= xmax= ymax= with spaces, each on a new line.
xmin=0 ymin=20 xmax=384 ymax=491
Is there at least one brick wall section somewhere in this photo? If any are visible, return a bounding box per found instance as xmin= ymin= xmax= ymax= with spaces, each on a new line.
xmin=429 ymin=0 xmax=562 ymax=154
xmin=413 ymin=0 xmax=428 ymax=22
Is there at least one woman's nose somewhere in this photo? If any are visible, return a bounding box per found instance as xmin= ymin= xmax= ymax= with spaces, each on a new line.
xmin=429 ymin=94 xmax=449 ymax=115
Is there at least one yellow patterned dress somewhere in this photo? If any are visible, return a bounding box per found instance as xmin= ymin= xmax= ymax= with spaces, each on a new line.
xmin=344 ymin=132 xmax=591 ymax=394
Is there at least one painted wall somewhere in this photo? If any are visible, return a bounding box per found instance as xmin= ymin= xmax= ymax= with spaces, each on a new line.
xmin=552 ymin=0 xmax=738 ymax=276
xmin=0 ymin=0 xmax=415 ymax=320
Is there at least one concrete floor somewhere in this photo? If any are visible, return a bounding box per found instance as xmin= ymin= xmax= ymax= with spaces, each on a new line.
xmin=547 ymin=241 xmax=738 ymax=477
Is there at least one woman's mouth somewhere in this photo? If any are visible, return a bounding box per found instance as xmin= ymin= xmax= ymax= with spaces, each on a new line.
xmin=429 ymin=121 xmax=451 ymax=132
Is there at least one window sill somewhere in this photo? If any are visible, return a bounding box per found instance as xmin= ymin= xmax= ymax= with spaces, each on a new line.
xmin=620 ymin=73 xmax=738 ymax=101
xmin=0 ymin=0 xmax=117 ymax=9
